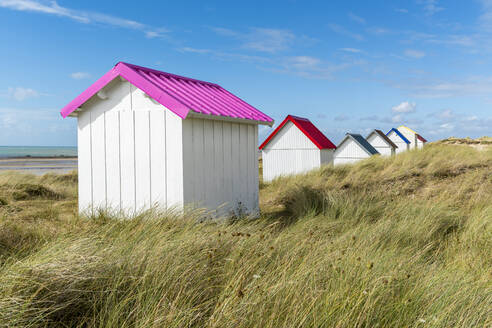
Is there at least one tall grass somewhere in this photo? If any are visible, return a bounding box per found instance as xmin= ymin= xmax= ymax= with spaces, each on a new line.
xmin=0 ymin=144 xmax=491 ymax=327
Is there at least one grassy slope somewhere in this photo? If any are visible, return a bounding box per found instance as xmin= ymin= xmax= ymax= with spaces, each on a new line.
xmin=0 ymin=144 xmax=491 ymax=327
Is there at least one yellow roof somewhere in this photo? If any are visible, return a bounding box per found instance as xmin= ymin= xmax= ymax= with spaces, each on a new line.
xmin=398 ymin=125 xmax=417 ymax=135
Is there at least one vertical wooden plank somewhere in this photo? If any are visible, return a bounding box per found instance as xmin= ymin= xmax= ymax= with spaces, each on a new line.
xmin=253 ymin=125 xmax=259 ymax=213
xmin=91 ymin=111 xmax=106 ymax=210
xmin=77 ymin=111 xmax=92 ymax=214
xmin=150 ymin=111 xmax=167 ymax=209
xmin=120 ymin=111 xmax=136 ymax=214
xmin=134 ymin=111 xmax=151 ymax=212
xmin=181 ymin=118 xmax=194 ymax=205
xmin=246 ymin=124 xmax=253 ymax=211
xmin=222 ymin=122 xmax=233 ymax=213
xmin=203 ymin=120 xmax=215 ymax=208
xmin=166 ymin=111 xmax=183 ymax=209
xmin=239 ymin=124 xmax=248 ymax=211
xmin=192 ymin=118 xmax=205 ymax=207
xmin=213 ymin=121 xmax=224 ymax=212
xmin=230 ymin=123 xmax=240 ymax=212
xmin=247 ymin=124 xmax=258 ymax=212
xmin=105 ymin=111 xmax=121 ymax=212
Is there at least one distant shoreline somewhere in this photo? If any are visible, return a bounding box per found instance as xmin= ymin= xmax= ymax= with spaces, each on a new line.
xmin=0 ymin=156 xmax=78 ymax=161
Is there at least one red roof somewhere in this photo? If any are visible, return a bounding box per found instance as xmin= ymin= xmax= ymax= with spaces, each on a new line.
xmin=259 ymin=115 xmax=336 ymax=150
xmin=416 ymin=134 xmax=427 ymax=142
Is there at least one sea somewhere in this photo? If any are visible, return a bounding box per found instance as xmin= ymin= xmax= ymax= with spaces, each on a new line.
xmin=0 ymin=146 xmax=77 ymax=158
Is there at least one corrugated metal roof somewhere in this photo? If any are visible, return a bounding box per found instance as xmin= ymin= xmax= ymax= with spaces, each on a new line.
xmin=386 ymin=128 xmax=410 ymax=144
xmin=367 ymin=129 xmax=398 ymax=149
xmin=60 ymin=62 xmax=273 ymax=125
xmin=259 ymin=115 xmax=336 ymax=150
xmin=345 ymin=133 xmax=379 ymax=155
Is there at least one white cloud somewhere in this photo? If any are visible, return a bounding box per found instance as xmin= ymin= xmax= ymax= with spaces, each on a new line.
xmin=244 ymin=28 xmax=295 ymax=53
xmin=339 ymin=47 xmax=362 ymax=53
xmin=328 ymin=24 xmax=364 ymax=41
xmin=366 ymin=27 xmax=391 ymax=35
xmin=0 ymin=0 xmax=168 ymax=38
xmin=464 ymin=115 xmax=478 ymax=121
xmin=286 ymin=56 xmax=320 ymax=69
xmin=348 ymin=12 xmax=365 ymax=24
xmin=419 ymin=0 xmax=444 ymax=16
xmin=7 ymin=87 xmax=39 ymax=101
xmin=392 ymin=101 xmax=417 ymax=113
xmin=334 ymin=114 xmax=348 ymax=121
xmin=210 ymin=27 xmax=296 ymax=53
xmin=392 ymin=114 xmax=403 ymax=123
xmin=179 ymin=47 xmax=212 ymax=54
xmin=439 ymin=123 xmax=454 ymax=129
xmin=436 ymin=109 xmax=454 ymax=120
xmin=396 ymin=8 xmax=409 ymax=13
xmin=393 ymin=76 xmax=492 ymax=98
xmin=404 ymin=49 xmax=426 ymax=58
xmin=70 ymin=72 xmax=91 ymax=80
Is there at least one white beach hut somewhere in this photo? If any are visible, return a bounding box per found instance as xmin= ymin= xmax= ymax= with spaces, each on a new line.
xmin=259 ymin=115 xmax=336 ymax=182
xmin=366 ymin=129 xmax=398 ymax=156
xmin=397 ymin=125 xmax=427 ymax=149
xmin=60 ymin=62 xmax=273 ymax=216
xmin=386 ymin=128 xmax=410 ymax=154
xmin=333 ymin=133 xmax=379 ymax=165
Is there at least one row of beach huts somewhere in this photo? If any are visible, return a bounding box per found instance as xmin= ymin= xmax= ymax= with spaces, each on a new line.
xmin=60 ymin=62 xmax=427 ymax=217
xmin=260 ymin=115 xmax=427 ymax=182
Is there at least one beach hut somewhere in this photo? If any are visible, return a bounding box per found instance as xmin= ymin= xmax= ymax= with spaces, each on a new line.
xmin=333 ymin=133 xmax=379 ymax=165
xmin=366 ymin=129 xmax=398 ymax=156
xmin=397 ymin=125 xmax=427 ymax=149
xmin=259 ymin=115 xmax=336 ymax=182
xmin=60 ymin=62 xmax=273 ymax=216
xmin=386 ymin=128 xmax=410 ymax=154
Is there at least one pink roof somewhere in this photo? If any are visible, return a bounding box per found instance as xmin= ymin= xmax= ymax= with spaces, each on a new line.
xmin=259 ymin=115 xmax=336 ymax=150
xmin=60 ymin=62 xmax=273 ymax=124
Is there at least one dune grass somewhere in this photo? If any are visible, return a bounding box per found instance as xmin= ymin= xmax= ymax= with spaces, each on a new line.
xmin=0 ymin=144 xmax=491 ymax=327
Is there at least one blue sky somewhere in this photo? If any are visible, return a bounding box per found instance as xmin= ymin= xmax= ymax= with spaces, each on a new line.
xmin=0 ymin=0 xmax=491 ymax=146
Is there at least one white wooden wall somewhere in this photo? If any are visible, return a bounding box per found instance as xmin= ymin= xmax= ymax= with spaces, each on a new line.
xmin=333 ymin=138 xmax=371 ymax=165
xmin=367 ymin=133 xmax=394 ymax=156
xmin=387 ymin=131 xmax=410 ymax=154
xmin=77 ymin=79 xmax=184 ymax=215
xmin=262 ymin=149 xmax=322 ymax=182
xmin=416 ymin=139 xmax=425 ymax=149
xmin=182 ymin=117 xmax=259 ymax=217
xmin=266 ymin=121 xmax=315 ymax=149
xmin=398 ymin=128 xmax=418 ymax=149
xmin=320 ymin=149 xmax=335 ymax=165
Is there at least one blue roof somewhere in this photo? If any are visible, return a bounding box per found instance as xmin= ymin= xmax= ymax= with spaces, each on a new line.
xmin=386 ymin=128 xmax=410 ymax=144
xmin=345 ymin=133 xmax=380 ymax=155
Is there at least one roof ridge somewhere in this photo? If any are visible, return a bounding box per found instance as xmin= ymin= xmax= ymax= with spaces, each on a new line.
xmin=367 ymin=129 xmax=398 ymax=149
xmin=342 ymin=133 xmax=379 ymax=155
xmin=259 ymin=115 xmax=336 ymax=150
xmin=387 ymin=128 xmax=410 ymax=144
xmin=116 ymin=62 xmax=220 ymax=87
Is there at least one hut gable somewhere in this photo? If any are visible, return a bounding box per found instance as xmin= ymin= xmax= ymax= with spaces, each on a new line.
xmin=259 ymin=115 xmax=336 ymax=150
xmin=334 ymin=133 xmax=379 ymax=165
xmin=61 ymin=62 xmax=273 ymax=217
xmin=260 ymin=115 xmax=336 ymax=182
xmin=366 ymin=129 xmax=397 ymax=156
xmin=397 ymin=125 xmax=427 ymax=149
xmin=386 ymin=128 xmax=411 ymax=154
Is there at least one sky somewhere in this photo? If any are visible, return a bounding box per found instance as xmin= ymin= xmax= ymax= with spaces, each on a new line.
xmin=0 ymin=0 xmax=491 ymax=146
